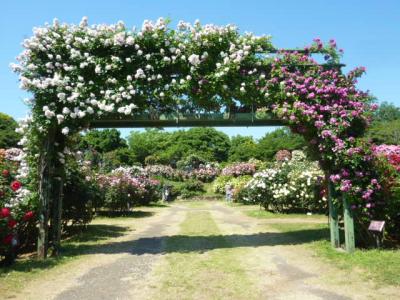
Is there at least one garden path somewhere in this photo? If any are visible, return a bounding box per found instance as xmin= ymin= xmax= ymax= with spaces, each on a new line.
xmin=12 ymin=201 xmax=399 ymax=300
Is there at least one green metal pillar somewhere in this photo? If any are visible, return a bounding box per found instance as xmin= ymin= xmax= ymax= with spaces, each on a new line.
xmin=50 ymin=135 xmax=65 ymax=257
xmin=328 ymin=181 xmax=340 ymax=248
xmin=343 ymin=193 xmax=355 ymax=253
xmin=37 ymin=128 xmax=56 ymax=259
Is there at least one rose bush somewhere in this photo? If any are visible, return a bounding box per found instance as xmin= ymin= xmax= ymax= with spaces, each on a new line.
xmin=98 ymin=167 xmax=161 ymax=210
xmin=221 ymin=162 xmax=256 ymax=177
xmin=241 ymin=151 xmax=325 ymax=213
xmin=189 ymin=165 xmax=220 ymax=182
xmin=0 ymin=148 xmax=35 ymax=263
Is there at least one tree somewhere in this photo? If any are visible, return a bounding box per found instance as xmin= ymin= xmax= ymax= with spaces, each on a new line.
xmin=373 ymin=102 xmax=400 ymax=123
xmin=229 ymin=135 xmax=258 ymax=162
xmin=367 ymin=119 xmax=400 ymax=145
xmin=102 ymin=148 xmax=138 ymax=171
xmin=80 ymin=129 xmax=127 ymax=153
xmin=366 ymin=102 xmax=400 ymax=145
xmin=128 ymin=128 xmax=231 ymax=165
xmin=173 ymin=128 xmax=231 ymax=162
xmin=0 ymin=113 xmax=20 ymax=148
xmin=257 ymin=128 xmax=306 ymax=161
xmin=128 ymin=129 xmax=172 ymax=164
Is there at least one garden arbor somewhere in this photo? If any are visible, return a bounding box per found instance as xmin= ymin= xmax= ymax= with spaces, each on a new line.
xmin=13 ymin=18 xmax=378 ymax=259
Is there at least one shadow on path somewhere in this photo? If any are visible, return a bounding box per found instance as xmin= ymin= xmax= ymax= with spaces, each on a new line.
xmin=61 ymin=227 xmax=329 ymax=256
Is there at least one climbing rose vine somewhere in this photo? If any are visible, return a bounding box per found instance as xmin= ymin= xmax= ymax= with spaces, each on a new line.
xmin=11 ymin=17 xmax=380 ymax=220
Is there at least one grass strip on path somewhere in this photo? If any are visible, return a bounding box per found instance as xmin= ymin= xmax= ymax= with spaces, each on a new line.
xmin=153 ymin=210 xmax=259 ymax=300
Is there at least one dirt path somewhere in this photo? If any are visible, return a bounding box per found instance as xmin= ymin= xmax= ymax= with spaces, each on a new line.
xmin=11 ymin=200 xmax=400 ymax=300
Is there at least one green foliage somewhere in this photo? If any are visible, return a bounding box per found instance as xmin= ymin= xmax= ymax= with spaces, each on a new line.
xmin=367 ymin=119 xmax=400 ymax=145
xmin=80 ymin=129 xmax=127 ymax=153
xmin=212 ymin=175 xmax=234 ymax=194
xmin=228 ymin=135 xmax=258 ymax=162
xmin=128 ymin=129 xmax=171 ymax=165
xmin=212 ymin=175 xmax=252 ymax=201
xmin=176 ymin=154 xmax=208 ymax=170
xmin=101 ymin=148 xmax=137 ymax=171
xmin=256 ymin=128 xmax=306 ymax=161
xmin=373 ymin=102 xmax=400 ymax=123
xmin=174 ymin=128 xmax=230 ymax=162
xmin=0 ymin=113 xmax=20 ymax=149
xmin=174 ymin=179 xmax=205 ymax=199
xmin=62 ymin=159 xmax=97 ymax=228
xmin=128 ymin=128 xmax=230 ymax=165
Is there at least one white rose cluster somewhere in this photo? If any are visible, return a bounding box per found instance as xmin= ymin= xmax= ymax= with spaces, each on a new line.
xmin=12 ymin=17 xmax=273 ymax=139
xmin=242 ymin=151 xmax=325 ymax=212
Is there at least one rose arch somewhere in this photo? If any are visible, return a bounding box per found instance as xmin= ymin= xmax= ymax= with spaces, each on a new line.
xmin=12 ymin=17 xmax=380 ymax=258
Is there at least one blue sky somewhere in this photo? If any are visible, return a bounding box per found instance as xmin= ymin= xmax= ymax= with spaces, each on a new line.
xmin=1 ymin=0 xmax=399 ymax=139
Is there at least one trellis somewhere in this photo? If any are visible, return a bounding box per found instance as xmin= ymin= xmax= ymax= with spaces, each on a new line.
xmin=12 ymin=18 xmax=369 ymax=259
xmin=39 ymin=93 xmax=354 ymax=259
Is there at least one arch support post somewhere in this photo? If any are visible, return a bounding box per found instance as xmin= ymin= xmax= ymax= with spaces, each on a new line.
xmin=50 ymin=135 xmax=65 ymax=257
xmin=343 ymin=193 xmax=355 ymax=253
xmin=37 ymin=127 xmax=56 ymax=259
xmin=328 ymin=180 xmax=340 ymax=248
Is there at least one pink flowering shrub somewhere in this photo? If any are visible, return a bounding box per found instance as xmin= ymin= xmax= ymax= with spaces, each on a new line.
xmin=275 ymin=150 xmax=292 ymax=162
xmin=98 ymin=167 xmax=161 ymax=210
xmin=222 ymin=162 xmax=256 ymax=177
xmin=190 ymin=166 xmax=220 ymax=182
xmin=144 ymin=164 xmax=186 ymax=181
xmin=372 ymin=145 xmax=400 ymax=171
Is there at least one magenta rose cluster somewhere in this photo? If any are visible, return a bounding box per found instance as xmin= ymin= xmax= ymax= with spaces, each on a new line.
xmin=261 ymin=41 xmax=381 ymax=216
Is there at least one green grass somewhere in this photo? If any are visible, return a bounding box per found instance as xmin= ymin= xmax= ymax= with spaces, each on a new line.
xmin=152 ymin=210 xmax=260 ymax=300
xmin=242 ymin=207 xmax=326 ymax=220
xmin=266 ymin=222 xmax=400 ymax=286
xmin=313 ymin=239 xmax=400 ymax=286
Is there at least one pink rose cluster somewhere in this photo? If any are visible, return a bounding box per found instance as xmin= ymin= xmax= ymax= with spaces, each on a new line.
xmin=97 ymin=171 xmax=160 ymax=199
xmin=190 ymin=166 xmax=220 ymax=182
xmin=372 ymin=144 xmax=400 ymax=171
xmin=222 ymin=162 xmax=256 ymax=177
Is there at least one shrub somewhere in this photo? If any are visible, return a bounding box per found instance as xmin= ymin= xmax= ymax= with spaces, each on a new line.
xmin=144 ymin=164 xmax=185 ymax=181
xmin=0 ymin=148 xmax=36 ymax=263
xmin=190 ymin=166 xmax=220 ymax=182
xmin=98 ymin=167 xmax=161 ymax=211
xmin=212 ymin=175 xmax=234 ymax=194
xmin=241 ymin=151 xmax=325 ymax=213
xmin=62 ymin=159 xmax=97 ymax=228
xmin=176 ymin=179 xmax=205 ymax=199
xmin=176 ymin=154 xmax=208 ymax=170
xmin=221 ymin=162 xmax=256 ymax=177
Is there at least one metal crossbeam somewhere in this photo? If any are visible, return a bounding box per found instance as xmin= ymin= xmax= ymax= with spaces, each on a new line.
xmin=89 ymin=112 xmax=285 ymax=128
